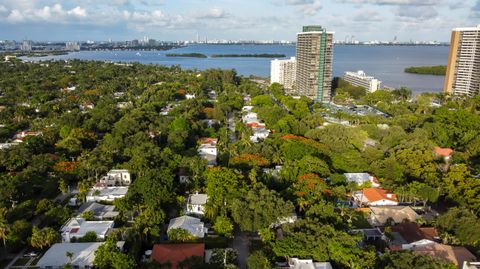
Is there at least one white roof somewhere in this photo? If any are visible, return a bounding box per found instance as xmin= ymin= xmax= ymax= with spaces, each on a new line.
xmin=108 ymin=169 xmax=129 ymax=174
xmin=188 ymin=194 xmax=208 ymax=205
xmin=168 ymin=216 xmax=205 ymax=238
xmin=453 ymin=26 xmax=480 ymax=31
xmin=198 ymin=144 xmax=217 ymax=151
xmin=344 ymin=173 xmax=372 ymax=183
xmin=37 ymin=242 xmax=103 ymax=268
xmin=77 ymin=202 xmax=119 ymax=219
xmin=290 ymin=258 xmax=333 ymax=269
xmin=61 ymin=218 xmax=114 ymax=238
xmin=88 ymin=187 xmax=128 ymax=197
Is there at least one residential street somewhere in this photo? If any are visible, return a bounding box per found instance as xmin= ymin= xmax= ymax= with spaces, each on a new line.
xmin=227 ymin=112 xmax=237 ymax=143
xmin=4 ymin=189 xmax=76 ymax=269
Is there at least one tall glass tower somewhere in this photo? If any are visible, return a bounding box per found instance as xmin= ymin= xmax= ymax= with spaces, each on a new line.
xmin=295 ymin=25 xmax=334 ymax=102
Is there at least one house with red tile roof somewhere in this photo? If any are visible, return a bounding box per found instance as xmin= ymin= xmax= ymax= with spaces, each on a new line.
xmin=391 ymin=222 xmax=439 ymax=245
xmin=353 ymin=188 xmax=398 ymax=206
xmin=434 ymin=146 xmax=454 ymax=161
xmin=151 ymin=243 xmax=205 ymax=269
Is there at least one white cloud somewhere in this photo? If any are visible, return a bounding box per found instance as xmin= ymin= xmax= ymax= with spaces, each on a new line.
xmin=279 ymin=0 xmax=322 ymax=15
xmin=396 ymin=5 xmax=438 ymax=21
xmin=337 ymin=0 xmax=439 ymax=5
xmin=194 ymin=7 xmax=230 ymax=19
xmin=2 ymin=4 xmax=91 ymax=23
xmin=6 ymin=10 xmax=25 ymax=23
xmin=353 ymin=9 xmax=385 ymax=21
xmin=68 ymin=6 xmax=87 ymax=18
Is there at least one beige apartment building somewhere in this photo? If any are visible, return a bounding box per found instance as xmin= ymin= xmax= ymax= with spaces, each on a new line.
xmin=444 ymin=26 xmax=480 ymax=97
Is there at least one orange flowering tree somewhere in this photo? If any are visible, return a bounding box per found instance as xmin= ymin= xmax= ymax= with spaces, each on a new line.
xmin=293 ymin=173 xmax=328 ymax=211
xmin=53 ymin=161 xmax=79 ymax=174
xmin=230 ymin=153 xmax=270 ymax=168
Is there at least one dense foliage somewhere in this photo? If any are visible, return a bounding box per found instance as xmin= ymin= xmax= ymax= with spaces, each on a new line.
xmin=404 ymin=66 xmax=447 ymax=76
xmin=0 ymin=58 xmax=479 ymax=268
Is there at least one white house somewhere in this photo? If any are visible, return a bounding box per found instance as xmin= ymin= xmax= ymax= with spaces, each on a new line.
xmin=99 ymin=169 xmax=131 ymax=186
xmin=185 ymin=93 xmax=196 ymax=99
xmin=344 ymin=173 xmax=380 ymax=187
xmin=77 ymin=202 xmax=119 ymax=220
xmin=353 ymin=188 xmax=398 ymax=207
xmin=198 ymin=138 xmax=217 ymax=166
xmin=168 ymin=216 xmax=207 ymax=238
xmin=186 ymin=193 xmax=208 ymax=216
xmin=242 ymin=112 xmax=260 ymax=124
xmin=116 ymin=102 xmax=132 ymax=109
xmin=37 ymin=242 xmax=103 ymax=269
xmin=242 ymin=106 xmax=254 ymax=112
xmin=250 ymin=128 xmax=270 ymax=142
xmin=13 ymin=131 xmax=42 ymax=143
xmin=207 ymin=90 xmax=217 ymax=100
xmin=262 ymin=165 xmax=283 ymax=178
xmin=286 ymin=258 xmax=333 ymax=269
xmin=86 ymin=187 xmax=128 ymax=202
xmin=0 ymin=143 xmax=19 ymax=150
xmin=60 ymin=217 xmax=114 ymax=243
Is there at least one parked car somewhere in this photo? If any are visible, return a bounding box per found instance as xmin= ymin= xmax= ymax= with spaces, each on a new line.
xmin=23 ymin=251 xmax=38 ymax=257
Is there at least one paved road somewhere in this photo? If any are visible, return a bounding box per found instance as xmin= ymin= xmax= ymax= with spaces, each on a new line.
xmin=4 ymin=249 xmax=26 ymax=269
xmin=233 ymin=229 xmax=250 ymax=269
xmin=5 ymin=189 xmax=77 ymax=269
xmin=270 ymin=93 xmax=291 ymax=114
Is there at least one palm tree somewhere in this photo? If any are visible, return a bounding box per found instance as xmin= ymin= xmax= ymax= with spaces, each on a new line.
xmin=64 ymin=251 xmax=74 ymax=269
xmin=272 ymin=152 xmax=284 ymax=165
xmin=0 ymin=224 xmax=8 ymax=250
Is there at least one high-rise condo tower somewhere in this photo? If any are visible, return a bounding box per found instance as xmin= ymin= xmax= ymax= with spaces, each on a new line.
xmin=295 ymin=25 xmax=334 ymax=102
xmin=444 ymin=26 xmax=480 ymax=97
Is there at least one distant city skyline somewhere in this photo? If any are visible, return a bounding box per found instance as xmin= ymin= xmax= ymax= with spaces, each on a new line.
xmin=0 ymin=0 xmax=478 ymax=42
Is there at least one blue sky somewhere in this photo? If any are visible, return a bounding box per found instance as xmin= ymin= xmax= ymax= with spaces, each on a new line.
xmin=0 ymin=0 xmax=478 ymax=42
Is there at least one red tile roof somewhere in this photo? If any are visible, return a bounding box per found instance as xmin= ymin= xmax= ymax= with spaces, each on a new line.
xmin=434 ymin=147 xmax=453 ymax=157
xmin=151 ymin=243 xmax=205 ymax=269
xmin=362 ymin=188 xmax=398 ymax=203
xmin=392 ymin=222 xmax=438 ymax=243
xmin=199 ymin=137 xmax=217 ymax=144
xmin=246 ymin=122 xmax=265 ymax=128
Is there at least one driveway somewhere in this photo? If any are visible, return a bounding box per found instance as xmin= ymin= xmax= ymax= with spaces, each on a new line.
xmin=233 ymin=228 xmax=250 ymax=269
